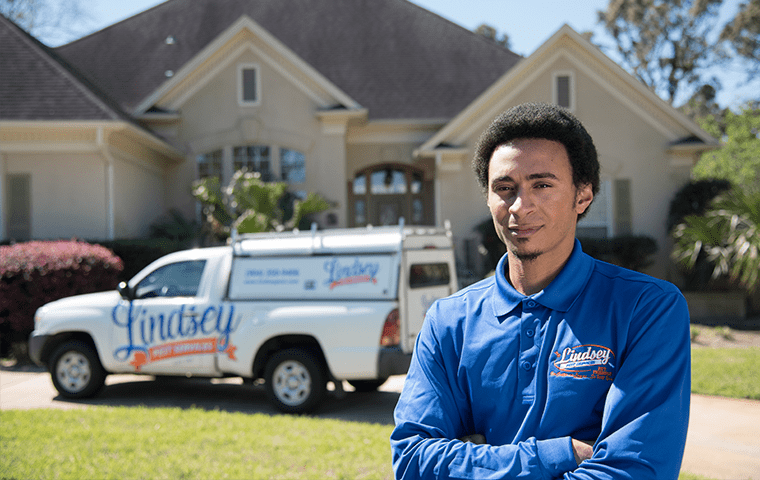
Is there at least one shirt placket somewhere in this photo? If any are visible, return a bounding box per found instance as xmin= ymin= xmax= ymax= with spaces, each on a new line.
xmin=519 ymin=298 xmax=543 ymax=404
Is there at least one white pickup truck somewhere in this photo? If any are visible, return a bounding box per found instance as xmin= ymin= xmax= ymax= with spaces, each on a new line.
xmin=29 ymin=223 xmax=458 ymax=413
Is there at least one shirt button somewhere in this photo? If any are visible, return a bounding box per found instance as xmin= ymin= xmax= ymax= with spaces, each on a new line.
xmin=521 ymin=361 xmax=532 ymax=371
xmin=527 ymin=301 xmax=537 ymax=308
xmin=526 ymin=329 xmax=535 ymax=338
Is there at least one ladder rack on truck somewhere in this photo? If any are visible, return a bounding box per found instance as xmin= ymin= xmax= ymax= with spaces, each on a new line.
xmin=230 ymin=219 xmax=453 ymax=257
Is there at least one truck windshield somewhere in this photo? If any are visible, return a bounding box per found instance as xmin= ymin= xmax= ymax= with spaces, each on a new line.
xmin=135 ymin=260 xmax=206 ymax=299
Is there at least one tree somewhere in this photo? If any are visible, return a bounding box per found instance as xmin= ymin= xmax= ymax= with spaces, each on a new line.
xmin=719 ymin=0 xmax=760 ymax=75
xmin=596 ymin=0 xmax=725 ymax=104
xmin=672 ymin=187 xmax=760 ymax=291
xmin=0 ymin=0 xmax=91 ymax=45
xmin=692 ymin=102 xmax=760 ymax=190
xmin=474 ymin=23 xmax=511 ymax=48
xmin=192 ymin=170 xmax=332 ymax=240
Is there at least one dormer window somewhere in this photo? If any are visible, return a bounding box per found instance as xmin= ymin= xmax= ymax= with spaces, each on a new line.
xmin=238 ymin=64 xmax=261 ymax=106
xmin=553 ymin=71 xmax=574 ymax=110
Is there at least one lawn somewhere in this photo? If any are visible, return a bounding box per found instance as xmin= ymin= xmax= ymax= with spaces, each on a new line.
xmin=3 ymin=343 xmax=758 ymax=480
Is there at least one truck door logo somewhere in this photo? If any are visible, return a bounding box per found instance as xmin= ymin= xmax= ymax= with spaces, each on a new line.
xmin=112 ymin=303 xmax=239 ymax=372
xmin=323 ymin=257 xmax=380 ymax=289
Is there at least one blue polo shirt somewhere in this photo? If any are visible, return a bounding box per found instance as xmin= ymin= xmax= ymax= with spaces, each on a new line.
xmin=391 ymin=240 xmax=690 ymax=480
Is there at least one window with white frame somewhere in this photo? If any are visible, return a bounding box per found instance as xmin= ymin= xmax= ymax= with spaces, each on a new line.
xmin=280 ymin=148 xmax=306 ymax=184
xmin=577 ymin=179 xmax=612 ymax=239
xmin=197 ymin=149 xmax=223 ymax=179
xmin=234 ymin=145 xmax=272 ymax=180
xmin=553 ymin=71 xmax=574 ymax=110
xmin=238 ymin=64 xmax=260 ymax=106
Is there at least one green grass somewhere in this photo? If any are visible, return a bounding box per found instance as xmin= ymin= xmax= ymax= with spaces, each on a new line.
xmin=0 ymin=407 xmax=395 ymax=480
xmin=0 ymin=407 xmax=718 ymax=480
xmin=4 ymin=346 xmax=758 ymax=480
xmin=691 ymin=347 xmax=760 ymax=399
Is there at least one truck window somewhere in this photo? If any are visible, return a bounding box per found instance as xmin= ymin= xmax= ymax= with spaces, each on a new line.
xmin=135 ymin=260 xmax=207 ymax=299
xmin=409 ymin=263 xmax=450 ymax=289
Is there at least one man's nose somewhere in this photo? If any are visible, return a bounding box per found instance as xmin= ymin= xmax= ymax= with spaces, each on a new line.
xmin=508 ymin=189 xmax=534 ymax=216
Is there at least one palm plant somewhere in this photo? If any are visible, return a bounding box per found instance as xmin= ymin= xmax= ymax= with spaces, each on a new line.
xmin=192 ymin=170 xmax=331 ymax=240
xmin=672 ymin=187 xmax=760 ymax=291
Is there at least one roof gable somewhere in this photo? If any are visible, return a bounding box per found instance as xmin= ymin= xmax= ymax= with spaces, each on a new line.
xmin=0 ymin=14 xmax=130 ymax=121
xmin=418 ymin=24 xmax=717 ymax=153
xmin=136 ymin=15 xmax=361 ymax=115
xmin=55 ymin=0 xmax=522 ymax=120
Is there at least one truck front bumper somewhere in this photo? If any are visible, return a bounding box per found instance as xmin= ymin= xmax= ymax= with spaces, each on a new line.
xmin=377 ymin=346 xmax=412 ymax=379
xmin=28 ymin=332 xmax=51 ymax=367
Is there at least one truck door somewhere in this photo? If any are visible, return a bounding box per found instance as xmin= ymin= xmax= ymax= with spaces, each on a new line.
xmin=400 ymin=250 xmax=456 ymax=353
xmin=111 ymin=260 xmax=220 ymax=376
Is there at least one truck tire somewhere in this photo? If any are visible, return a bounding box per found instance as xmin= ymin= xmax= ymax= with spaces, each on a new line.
xmin=264 ymin=348 xmax=326 ymax=414
xmin=49 ymin=340 xmax=106 ymax=399
xmin=347 ymin=378 xmax=388 ymax=392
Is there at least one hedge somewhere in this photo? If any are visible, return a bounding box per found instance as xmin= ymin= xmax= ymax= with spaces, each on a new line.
xmin=0 ymin=241 xmax=124 ymax=346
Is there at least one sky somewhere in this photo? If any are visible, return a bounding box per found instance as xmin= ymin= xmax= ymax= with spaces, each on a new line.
xmin=44 ymin=0 xmax=753 ymax=109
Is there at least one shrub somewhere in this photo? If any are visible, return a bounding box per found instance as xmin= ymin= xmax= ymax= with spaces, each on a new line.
xmin=0 ymin=241 xmax=124 ymax=354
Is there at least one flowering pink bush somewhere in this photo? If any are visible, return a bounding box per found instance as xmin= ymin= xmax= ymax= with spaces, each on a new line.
xmin=0 ymin=241 xmax=124 ymax=339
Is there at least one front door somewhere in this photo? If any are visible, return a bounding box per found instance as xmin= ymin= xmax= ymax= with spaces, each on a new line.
xmin=349 ymin=164 xmax=434 ymax=227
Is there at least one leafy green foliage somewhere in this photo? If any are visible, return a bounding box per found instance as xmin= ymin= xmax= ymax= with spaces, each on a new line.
xmin=693 ymin=103 xmax=760 ymax=191
xmin=672 ymin=187 xmax=760 ymax=291
xmin=192 ymin=170 xmax=331 ymax=240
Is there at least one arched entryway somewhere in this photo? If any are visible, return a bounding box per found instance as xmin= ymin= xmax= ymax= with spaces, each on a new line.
xmin=348 ymin=164 xmax=434 ymax=227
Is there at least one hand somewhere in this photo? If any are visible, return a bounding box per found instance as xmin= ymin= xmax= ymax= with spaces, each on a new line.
xmin=571 ymin=439 xmax=594 ymax=464
xmin=459 ymin=434 xmax=486 ymax=444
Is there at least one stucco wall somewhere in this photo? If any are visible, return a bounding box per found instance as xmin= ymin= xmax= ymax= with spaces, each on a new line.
xmin=4 ymin=152 xmax=107 ymax=239
xmin=167 ymin=48 xmax=343 ymax=224
xmin=437 ymin=58 xmax=697 ymax=279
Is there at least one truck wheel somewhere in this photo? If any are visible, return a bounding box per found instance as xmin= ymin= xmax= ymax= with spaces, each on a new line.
xmin=264 ymin=349 xmax=326 ymax=414
xmin=49 ymin=340 xmax=106 ymax=399
xmin=347 ymin=378 xmax=388 ymax=392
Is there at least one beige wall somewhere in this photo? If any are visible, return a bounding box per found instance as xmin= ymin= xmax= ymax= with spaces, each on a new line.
xmin=4 ymin=152 xmax=108 ymax=240
xmin=436 ymin=57 xmax=700 ymax=279
xmin=167 ymin=48 xmax=345 ymax=225
xmin=111 ymin=150 xmax=167 ymax=238
xmin=1 ymin=126 xmax=175 ymax=242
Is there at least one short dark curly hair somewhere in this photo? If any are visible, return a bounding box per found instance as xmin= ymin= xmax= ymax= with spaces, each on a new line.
xmin=473 ymin=103 xmax=600 ymax=205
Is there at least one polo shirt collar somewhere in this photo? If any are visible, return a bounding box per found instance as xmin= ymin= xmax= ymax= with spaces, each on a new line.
xmin=491 ymin=239 xmax=594 ymax=316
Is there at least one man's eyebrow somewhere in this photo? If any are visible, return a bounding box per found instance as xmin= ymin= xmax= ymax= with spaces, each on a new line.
xmin=491 ymin=172 xmax=559 ymax=183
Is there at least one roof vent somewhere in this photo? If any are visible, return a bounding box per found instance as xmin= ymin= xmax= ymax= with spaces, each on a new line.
xmin=165 ymin=35 xmax=176 ymax=45
xmin=165 ymin=70 xmax=174 ymax=78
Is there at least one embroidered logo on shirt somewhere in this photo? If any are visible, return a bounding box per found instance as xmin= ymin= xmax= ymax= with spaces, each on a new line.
xmin=551 ymin=344 xmax=615 ymax=381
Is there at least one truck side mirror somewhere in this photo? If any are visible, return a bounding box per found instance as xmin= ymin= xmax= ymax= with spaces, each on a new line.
xmin=117 ymin=281 xmax=134 ymax=300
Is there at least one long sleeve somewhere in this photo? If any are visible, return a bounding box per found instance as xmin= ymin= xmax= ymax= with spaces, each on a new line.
xmin=563 ymin=290 xmax=691 ymax=479
xmin=391 ymin=305 xmax=578 ymax=480
xmin=391 ymin=246 xmax=691 ymax=480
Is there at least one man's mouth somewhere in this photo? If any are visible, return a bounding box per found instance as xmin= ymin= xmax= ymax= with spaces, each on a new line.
xmin=508 ymin=225 xmax=541 ymax=238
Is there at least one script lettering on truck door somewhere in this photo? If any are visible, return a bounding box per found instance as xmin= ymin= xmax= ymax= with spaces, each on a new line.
xmin=110 ymin=260 xmax=239 ymax=375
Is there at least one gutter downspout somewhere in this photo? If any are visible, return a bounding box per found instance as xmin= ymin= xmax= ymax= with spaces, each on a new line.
xmin=97 ymin=127 xmax=115 ymax=240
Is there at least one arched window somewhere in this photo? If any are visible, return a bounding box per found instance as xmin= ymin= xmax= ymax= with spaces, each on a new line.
xmin=348 ymin=164 xmax=433 ymax=227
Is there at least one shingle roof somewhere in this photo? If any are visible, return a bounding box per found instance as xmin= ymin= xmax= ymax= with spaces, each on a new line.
xmin=0 ymin=14 xmax=131 ymax=121
xmin=55 ymin=0 xmax=522 ymax=120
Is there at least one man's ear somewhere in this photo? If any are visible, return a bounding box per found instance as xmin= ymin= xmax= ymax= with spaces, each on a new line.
xmin=575 ymin=184 xmax=593 ymax=215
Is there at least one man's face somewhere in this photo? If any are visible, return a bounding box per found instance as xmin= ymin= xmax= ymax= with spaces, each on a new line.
xmin=486 ymin=138 xmax=593 ymax=264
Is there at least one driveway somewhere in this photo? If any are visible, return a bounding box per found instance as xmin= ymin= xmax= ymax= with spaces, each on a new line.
xmin=2 ymin=366 xmax=759 ymax=479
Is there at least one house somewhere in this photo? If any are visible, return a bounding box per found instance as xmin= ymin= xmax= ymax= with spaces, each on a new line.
xmin=0 ymin=0 xmax=717 ymax=282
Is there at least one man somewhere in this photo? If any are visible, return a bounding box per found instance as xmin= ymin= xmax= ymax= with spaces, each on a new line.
xmin=391 ymin=103 xmax=691 ymax=479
